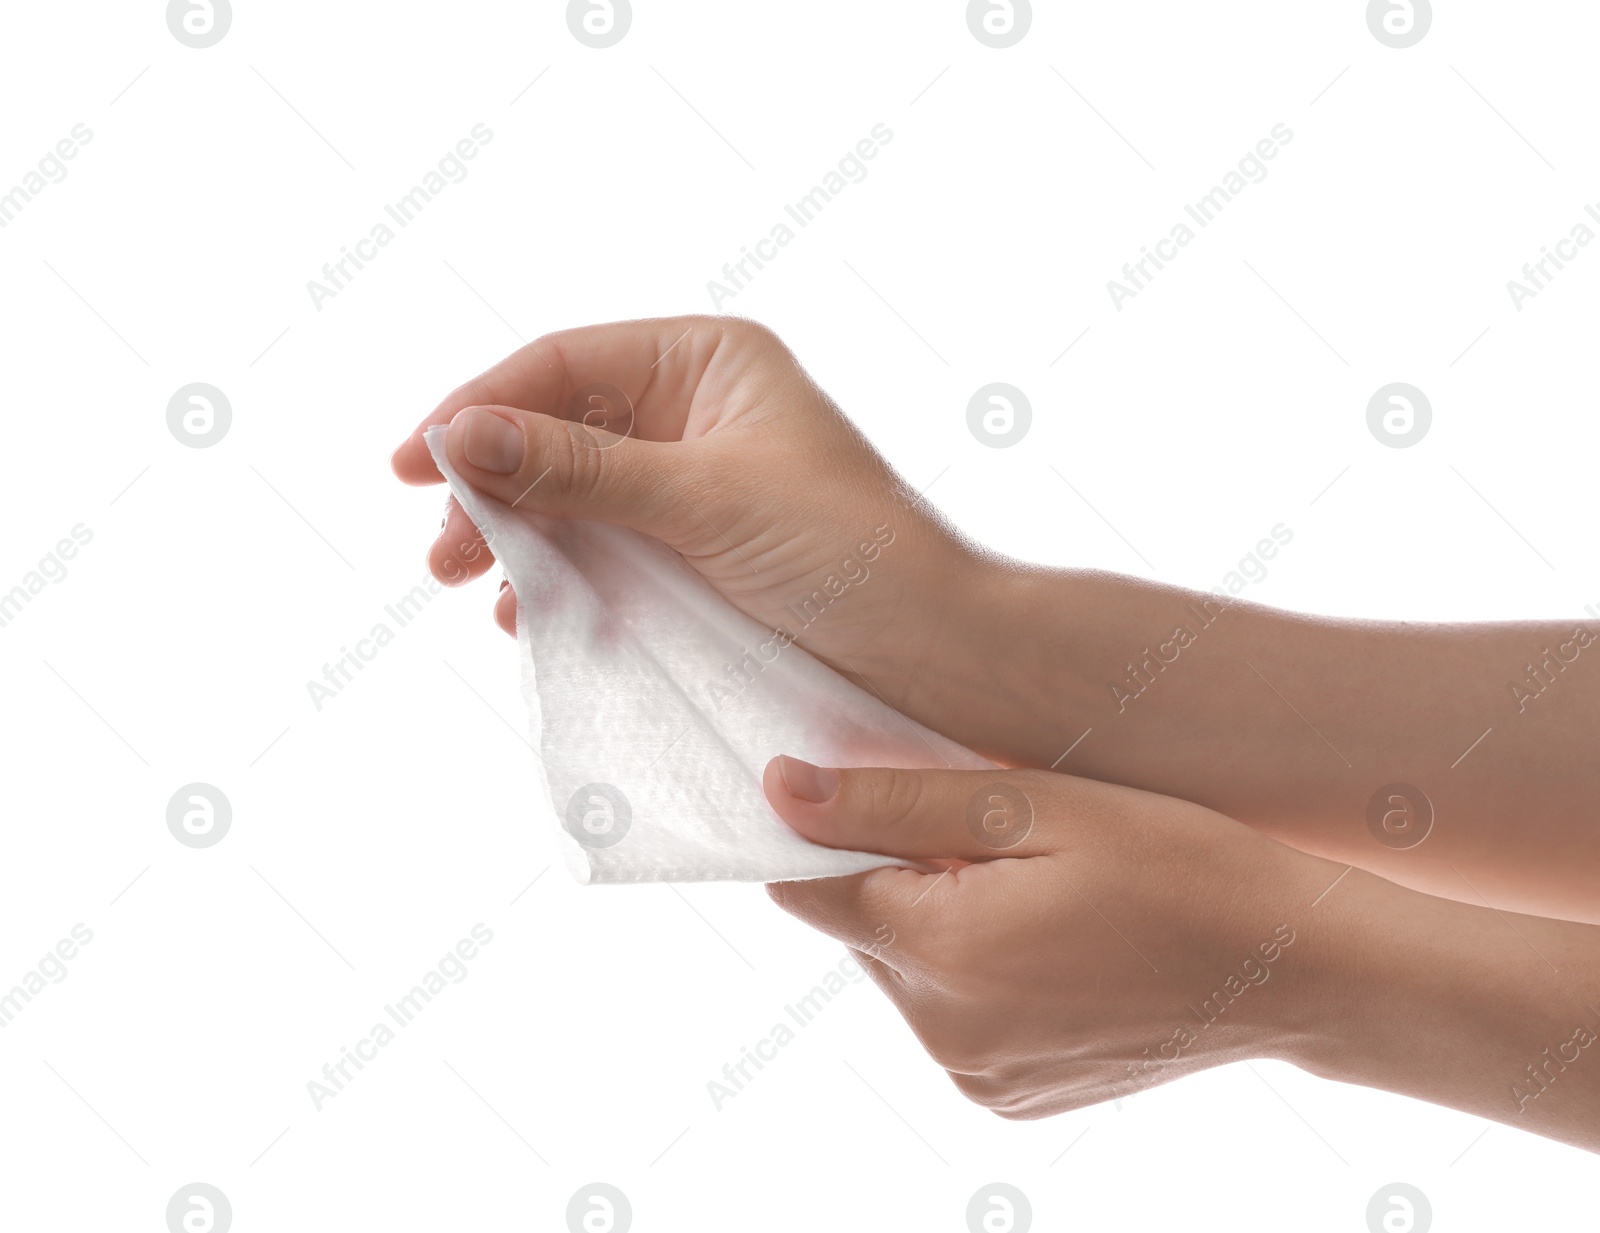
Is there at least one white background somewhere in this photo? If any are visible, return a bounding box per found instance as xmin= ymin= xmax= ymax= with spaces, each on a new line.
xmin=2 ymin=1 xmax=1598 ymax=1229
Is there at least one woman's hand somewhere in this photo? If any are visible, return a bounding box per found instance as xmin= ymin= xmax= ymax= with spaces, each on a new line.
xmin=392 ymin=316 xmax=1011 ymax=749
xmin=762 ymin=757 xmax=1339 ymax=1118
xmin=762 ymin=757 xmax=1600 ymax=1153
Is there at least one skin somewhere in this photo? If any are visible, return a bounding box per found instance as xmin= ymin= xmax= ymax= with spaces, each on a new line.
xmin=394 ymin=315 xmax=1600 ymax=1149
xmin=391 ymin=315 xmax=986 ymax=712
xmin=763 ymin=757 xmax=1600 ymax=1153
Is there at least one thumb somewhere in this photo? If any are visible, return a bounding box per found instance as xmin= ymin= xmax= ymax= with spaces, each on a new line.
xmin=763 ymin=757 xmax=1057 ymax=862
xmin=442 ymin=404 xmax=699 ymax=538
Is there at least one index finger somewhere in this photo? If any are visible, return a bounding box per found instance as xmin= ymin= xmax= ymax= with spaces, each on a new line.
xmin=390 ymin=314 xmax=739 ymax=485
xmin=766 ymin=867 xmax=927 ymax=973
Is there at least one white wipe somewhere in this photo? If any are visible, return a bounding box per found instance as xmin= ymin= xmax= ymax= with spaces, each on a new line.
xmin=425 ymin=427 xmax=992 ymax=884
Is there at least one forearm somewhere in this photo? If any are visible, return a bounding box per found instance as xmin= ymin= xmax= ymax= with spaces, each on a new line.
xmin=932 ymin=561 xmax=1600 ymax=921
xmin=1295 ymin=867 xmax=1600 ymax=1153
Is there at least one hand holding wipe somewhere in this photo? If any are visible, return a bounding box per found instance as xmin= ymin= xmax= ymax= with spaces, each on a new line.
xmin=425 ymin=425 xmax=991 ymax=884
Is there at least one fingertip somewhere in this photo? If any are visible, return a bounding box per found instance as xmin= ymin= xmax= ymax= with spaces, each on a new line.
xmin=442 ymin=403 xmax=489 ymax=446
xmin=426 ymin=539 xmax=470 ymax=587
xmin=764 ymin=756 xmax=844 ymax=847
xmin=494 ymin=582 xmax=517 ymax=637
xmin=762 ymin=755 xmax=786 ymax=803
xmin=775 ymin=755 xmax=839 ymax=804
xmin=392 ymin=437 xmax=444 ymax=485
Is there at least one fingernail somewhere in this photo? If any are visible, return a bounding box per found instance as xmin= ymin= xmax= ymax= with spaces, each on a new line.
xmin=499 ymin=578 xmax=510 ymax=591
xmin=778 ymin=756 xmax=837 ymax=804
xmin=462 ymin=408 xmax=524 ymax=474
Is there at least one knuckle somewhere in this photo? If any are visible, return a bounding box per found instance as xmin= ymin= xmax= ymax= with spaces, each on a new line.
xmin=946 ymin=1072 xmax=1038 ymax=1120
xmin=879 ymin=887 xmax=978 ymax=977
xmin=534 ymin=328 xmax=576 ymax=371
xmin=945 ymin=1070 xmax=993 ymax=1102
xmin=764 ymin=879 xmax=809 ymax=920
xmin=723 ymin=315 xmax=778 ymax=347
xmin=540 ymin=418 xmax=604 ymax=500
xmin=865 ymin=769 xmax=927 ymax=841
xmin=923 ymin=1027 xmax=995 ymax=1076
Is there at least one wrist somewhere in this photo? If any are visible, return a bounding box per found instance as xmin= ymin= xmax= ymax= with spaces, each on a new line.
xmin=901 ymin=554 xmax=1083 ymax=764
xmin=1264 ymin=867 xmax=1387 ymax=1076
xmin=1265 ymin=857 xmax=1600 ymax=1150
xmin=1285 ymin=869 xmax=1540 ymax=1087
xmin=908 ymin=560 xmax=1233 ymax=770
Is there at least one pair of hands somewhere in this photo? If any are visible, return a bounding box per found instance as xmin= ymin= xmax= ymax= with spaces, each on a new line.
xmin=390 ymin=317 xmax=1370 ymax=1118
